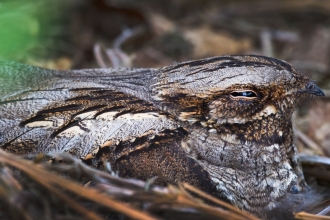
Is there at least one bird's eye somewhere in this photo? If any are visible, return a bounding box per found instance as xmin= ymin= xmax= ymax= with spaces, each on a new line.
xmin=230 ymin=90 xmax=257 ymax=99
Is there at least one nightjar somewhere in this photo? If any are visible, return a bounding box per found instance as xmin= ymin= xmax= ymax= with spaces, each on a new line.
xmin=0 ymin=55 xmax=325 ymax=219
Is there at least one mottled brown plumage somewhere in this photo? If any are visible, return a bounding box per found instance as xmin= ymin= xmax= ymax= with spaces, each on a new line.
xmin=0 ymin=55 xmax=325 ymax=219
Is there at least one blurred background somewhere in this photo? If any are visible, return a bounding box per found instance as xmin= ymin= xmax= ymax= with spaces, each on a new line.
xmin=1 ymin=0 xmax=330 ymax=158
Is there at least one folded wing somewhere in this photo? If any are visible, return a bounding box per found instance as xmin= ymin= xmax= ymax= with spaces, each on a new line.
xmin=0 ymin=61 xmax=179 ymax=160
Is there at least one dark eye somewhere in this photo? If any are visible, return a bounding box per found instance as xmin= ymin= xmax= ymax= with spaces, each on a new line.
xmin=230 ymin=90 xmax=257 ymax=99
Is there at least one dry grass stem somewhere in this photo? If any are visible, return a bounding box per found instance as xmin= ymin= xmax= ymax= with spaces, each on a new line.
xmin=0 ymin=149 xmax=260 ymax=220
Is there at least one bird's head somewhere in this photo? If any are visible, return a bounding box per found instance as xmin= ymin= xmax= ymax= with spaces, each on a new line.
xmin=151 ymin=55 xmax=324 ymax=143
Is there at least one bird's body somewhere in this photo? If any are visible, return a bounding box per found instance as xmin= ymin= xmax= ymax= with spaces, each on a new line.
xmin=0 ymin=55 xmax=325 ymax=219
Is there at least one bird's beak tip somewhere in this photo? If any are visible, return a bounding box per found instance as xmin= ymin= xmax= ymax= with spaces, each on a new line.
xmin=306 ymin=81 xmax=325 ymax=97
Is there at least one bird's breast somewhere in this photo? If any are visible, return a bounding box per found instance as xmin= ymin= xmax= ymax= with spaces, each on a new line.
xmin=181 ymin=126 xmax=307 ymax=216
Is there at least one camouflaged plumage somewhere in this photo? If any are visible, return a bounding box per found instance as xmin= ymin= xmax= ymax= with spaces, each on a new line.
xmin=0 ymin=55 xmax=325 ymax=219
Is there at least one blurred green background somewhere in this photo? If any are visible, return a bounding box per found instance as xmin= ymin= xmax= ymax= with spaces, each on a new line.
xmin=0 ymin=0 xmax=70 ymax=61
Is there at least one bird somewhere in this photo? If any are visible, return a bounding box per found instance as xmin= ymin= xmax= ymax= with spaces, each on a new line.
xmin=0 ymin=55 xmax=325 ymax=219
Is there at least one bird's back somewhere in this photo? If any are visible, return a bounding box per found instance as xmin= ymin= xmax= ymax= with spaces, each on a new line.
xmin=0 ymin=60 xmax=215 ymax=193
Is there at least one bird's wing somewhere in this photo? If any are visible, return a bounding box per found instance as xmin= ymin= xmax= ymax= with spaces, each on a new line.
xmin=0 ymin=61 xmax=179 ymax=160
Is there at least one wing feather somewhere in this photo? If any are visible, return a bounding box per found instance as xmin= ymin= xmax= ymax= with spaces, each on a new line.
xmin=0 ymin=61 xmax=178 ymax=159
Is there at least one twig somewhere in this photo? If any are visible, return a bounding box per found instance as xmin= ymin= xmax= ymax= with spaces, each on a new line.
xmin=299 ymin=154 xmax=330 ymax=167
xmin=260 ymin=30 xmax=273 ymax=57
xmin=295 ymin=128 xmax=323 ymax=154
xmin=295 ymin=211 xmax=330 ymax=219
xmin=93 ymin=43 xmax=108 ymax=68
xmin=182 ymin=183 xmax=259 ymax=220
xmin=318 ymin=206 xmax=330 ymax=216
xmin=113 ymin=26 xmax=144 ymax=50
xmin=0 ymin=149 xmax=158 ymax=220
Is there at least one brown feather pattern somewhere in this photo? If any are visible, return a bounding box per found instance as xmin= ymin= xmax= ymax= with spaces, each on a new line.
xmin=0 ymin=55 xmax=325 ymax=219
